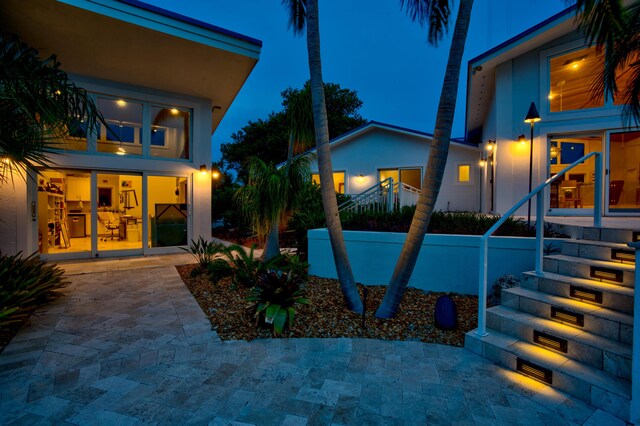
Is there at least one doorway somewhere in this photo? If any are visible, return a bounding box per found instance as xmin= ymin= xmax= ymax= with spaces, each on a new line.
xmin=606 ymin=130 xmax=640 ymax=215
xmin=547 ymin=134 xmax=602 ymax=214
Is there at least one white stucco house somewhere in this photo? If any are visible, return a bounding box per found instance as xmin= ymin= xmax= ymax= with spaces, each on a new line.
xmin=0 ymin=0 xmax=261 ymax=260
xmin=306 ymin=121 xmax=480 ymax=212
xmin=466 ymin=6 xmax=639 ymax=219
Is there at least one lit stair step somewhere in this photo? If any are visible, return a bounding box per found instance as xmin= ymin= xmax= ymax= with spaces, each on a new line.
xmin=501 ymin=287 xmax=633 ymax=344
xmin=464 ymin=329 xmax=630 ymax=421
xmin=521 ymin=271 xmax=634 ymax=314
xmin=561 ymin=239 xmax=635 ymax=264
xmin=543 ymin=254 xmax=635 ymax=287
xmin=487 ymin=305 xmax=632 ymax=380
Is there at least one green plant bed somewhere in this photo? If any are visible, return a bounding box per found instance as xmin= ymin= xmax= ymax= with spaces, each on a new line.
xmin=0 ymin=252 xmax=67 ymax=352
xmin=340 ymin=208 xmax=566 ymax=237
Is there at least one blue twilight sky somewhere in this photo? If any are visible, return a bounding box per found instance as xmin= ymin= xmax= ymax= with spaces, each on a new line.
xmin=144 ymin=0 xmax=568 ymax=161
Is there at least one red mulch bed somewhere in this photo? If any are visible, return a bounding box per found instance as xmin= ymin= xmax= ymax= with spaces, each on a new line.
xmin=176 ymin=264 xmax=478 ymax=346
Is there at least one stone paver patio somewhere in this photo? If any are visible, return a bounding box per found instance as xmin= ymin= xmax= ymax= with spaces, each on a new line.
xmin=0 ymin=255 xmax=624 ymax=425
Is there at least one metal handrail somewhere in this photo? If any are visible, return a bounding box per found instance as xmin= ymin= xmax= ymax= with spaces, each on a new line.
xmin=475 ymin=151 xmax=602 ymax=336
xmin=338 ymin=177 xmax=394 ymax=213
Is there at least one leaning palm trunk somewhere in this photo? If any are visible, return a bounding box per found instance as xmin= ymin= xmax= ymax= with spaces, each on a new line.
xmin=261 ymin=215 xmax=281 ymax=261
xmin=305 ymin=0 xmax=363 ymax=313
xmin=376 ymin=0 xmax=474 ymax=318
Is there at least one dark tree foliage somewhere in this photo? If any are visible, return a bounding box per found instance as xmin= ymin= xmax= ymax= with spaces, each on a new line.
xmin=220 ymin=81 xmax=366 ymax=183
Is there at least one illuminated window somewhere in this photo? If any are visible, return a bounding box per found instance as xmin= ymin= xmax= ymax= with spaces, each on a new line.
xmin=311 ymin=172 xmax=345 ymax=194
xmin=549 ymin=46 xmax=604 ymax=112
xmin=614 ymin=52 xmax=639 ymax=105
xmin=458 ymin=164 xmax=471 ymax=183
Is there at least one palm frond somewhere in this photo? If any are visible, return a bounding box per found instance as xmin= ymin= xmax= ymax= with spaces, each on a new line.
xmin=399 ymin=0 xmax=451 ymax=45
xmin=282 ymin=0 xmax=307 ymax=36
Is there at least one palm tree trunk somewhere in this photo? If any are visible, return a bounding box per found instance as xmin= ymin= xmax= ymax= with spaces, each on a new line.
xmin=376 ymin=0 xmax=474 ymax=318
xmin=261 ymin=218 xmax=281 ymax=261
xmin=305 ymin=0 xmax=363 ymax=313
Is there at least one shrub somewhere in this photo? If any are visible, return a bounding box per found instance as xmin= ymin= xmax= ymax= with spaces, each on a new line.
xmin=246 ymin=270 xmax=309 ymax=336
xmin=181 ymin=237 xmax=227 ymax=274
xmin=340 ymin=209 xmax=563 ymax=237
xmin=0 ymin=252 xmax=67 ymax=327
xmin=491 ymin=274 xmax=520 ymax=304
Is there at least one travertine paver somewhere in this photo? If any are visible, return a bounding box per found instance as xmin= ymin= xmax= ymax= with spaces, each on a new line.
xmin=0 ymin=255 xmax=623 ymax=425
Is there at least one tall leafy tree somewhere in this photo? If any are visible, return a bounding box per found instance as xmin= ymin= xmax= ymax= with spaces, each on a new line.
xmin=574 ymin=0 xmax=640 ymax=126
xmin=376 ymin=0 xmax=474 ymax=318
xmin=0 ymin=33 xmax=105 ymax=183
xmin=220 ymin=81 xmax=365 ymax=183
xmin=283 ymin=0 xmax=363 ymax=313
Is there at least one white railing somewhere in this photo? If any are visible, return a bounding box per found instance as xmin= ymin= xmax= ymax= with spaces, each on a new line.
xmin=339 ymin=178 xmax=422 ymax=214
xmin=339 ymin=178 xmax=395 ymax=213
xmin=628 ymin=240 xmax=640 ymax=425
xmin=397 ymin=182 xmax=421 ymax=208
xmin=475 ymin=151 xmax=602 ymax=337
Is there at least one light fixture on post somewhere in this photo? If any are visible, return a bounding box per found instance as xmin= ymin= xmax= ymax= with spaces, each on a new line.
xmin=524 ymin=102 xmax=541 ymax=227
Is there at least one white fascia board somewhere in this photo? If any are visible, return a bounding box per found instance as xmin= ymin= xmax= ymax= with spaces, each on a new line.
xmin=59 ymin=0 xmax=261 ymax=59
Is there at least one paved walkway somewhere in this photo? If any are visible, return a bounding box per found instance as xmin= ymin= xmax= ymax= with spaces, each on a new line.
xmin=0 ymin=255 xmax=624 ymax=425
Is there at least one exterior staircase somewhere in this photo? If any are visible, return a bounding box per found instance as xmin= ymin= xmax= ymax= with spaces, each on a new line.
xmin=465 ymin=225 xmax=638 ymax=422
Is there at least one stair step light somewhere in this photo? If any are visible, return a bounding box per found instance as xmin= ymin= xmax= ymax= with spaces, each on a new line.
xmin=570 ymin=285 xmax=603 ymax=304
xmin=611 ymin=248 xmax=635 ymax=263
xmin=550 ymin=306 xmax=585 ymax=327
xmin=533 ymin=330 xmax=568 ymax=353
xmin=590 ymin=266 xmax=623 ymax=283
xmin=517 ymin=358 xmax=553 ymax=384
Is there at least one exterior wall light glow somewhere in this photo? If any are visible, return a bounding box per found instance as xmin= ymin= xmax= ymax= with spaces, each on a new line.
xmin=116 ymin=99 xmax=127 ymax=107
xmin=486 ymin=139 xmax=495 ymax=151
xmin=518 ymin=134 xmax=526 ymax=145
xmin=170 ymin=108 xmax=179 ymax=115
xmin=212 ymin=171 xmax=220 ymax=179
xmin=199 ymin=164 xmax=207 ymax=174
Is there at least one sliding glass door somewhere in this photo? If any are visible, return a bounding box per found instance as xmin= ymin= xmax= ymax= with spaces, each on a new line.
xmin=607 ymin=131 xmax=640 ymax=214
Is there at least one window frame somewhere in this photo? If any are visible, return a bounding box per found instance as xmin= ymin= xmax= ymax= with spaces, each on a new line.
xmin=456 ymin=163 xmax=473 ymax=185
xmin=539 ymin=40 xmax=623 ymax=123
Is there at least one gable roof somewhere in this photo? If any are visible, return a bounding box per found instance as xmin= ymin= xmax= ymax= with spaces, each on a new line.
xmin=465 ymin=5 xmax=578 ymax=142
xmin=281 ymin=121 xmax=475 ymax=167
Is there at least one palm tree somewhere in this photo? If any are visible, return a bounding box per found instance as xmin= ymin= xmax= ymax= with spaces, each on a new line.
xmin=376 ymin=0 xmax=474 ymax=318
xmin=574 ymin=0 xmax=640 ymax=126
xmin=283 ymin=0 xmax=363 ymax=313
xmin=235 ymin=156 xmax=310 ymax=261
xmin=0 ymin=33 xmax=105 ymax=183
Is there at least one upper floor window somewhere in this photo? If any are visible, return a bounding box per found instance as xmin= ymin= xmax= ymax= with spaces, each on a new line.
xmin=548 ymin=45 xmax=635 ymax=113
xmin=549 ymin=46 xmax=604 ymax=112
xmin=57 ymin=94 xmax=192 ymax=160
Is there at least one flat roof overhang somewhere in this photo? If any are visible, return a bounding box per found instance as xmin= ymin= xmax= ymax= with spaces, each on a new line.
xmin=0 ymin=0 xmax=262 ymax=133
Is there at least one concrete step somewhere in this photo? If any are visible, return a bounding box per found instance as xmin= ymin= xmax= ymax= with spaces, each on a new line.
xmin=486 ymin=305 xmax=632 ymax=380
xmin=561 ymin=239 xmax=635 ymax=264
xmin=543 ymin=254 xmax=635 ymax=288
xmin=548 ymin=224 xmax=639 ymax=245
xmin=465 ymin=329 xmax=630 ymax=422
xmin=521 ymin=271 xmax=634 ymax=314
xmin=501 ymin=287 xmax=633 ymax=344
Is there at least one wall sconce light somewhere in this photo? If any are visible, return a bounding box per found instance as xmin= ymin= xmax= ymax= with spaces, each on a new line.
xmin=479 ymin=157 xmax=487 ymax=166
xmin=518 ymin=134 xmax=526 ymax=145
xmin=199 ymin=164 xmax=207 ymax=175
xmin=486 ymin=139 xmax=496 ymax=151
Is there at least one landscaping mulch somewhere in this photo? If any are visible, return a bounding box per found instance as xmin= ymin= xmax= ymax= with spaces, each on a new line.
xmin=176 ymin=264 xmax=478 ymax=347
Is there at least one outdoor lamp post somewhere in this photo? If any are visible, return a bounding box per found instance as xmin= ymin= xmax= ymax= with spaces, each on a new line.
xmin=524 ymin=102 xmax=541 ymax=227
